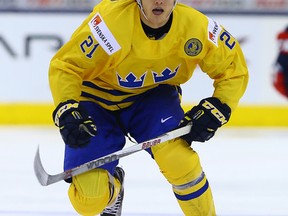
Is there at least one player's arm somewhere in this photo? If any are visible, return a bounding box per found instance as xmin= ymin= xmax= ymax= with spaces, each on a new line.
xmin=181 ymin=19 xmax=248 ymax=143
xmin=49 ymin=13 xmax=104 ymax=147
xmin=200 ymin=27 xmax=249 ymax=111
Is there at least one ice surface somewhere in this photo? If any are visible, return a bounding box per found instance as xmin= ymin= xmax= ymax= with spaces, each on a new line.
xmin=0 ymin=126 xmax=288 ymax=216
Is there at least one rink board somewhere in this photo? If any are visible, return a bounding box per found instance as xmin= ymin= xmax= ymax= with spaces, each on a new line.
xmin=0 ymin=103 xmax=287 ymax=126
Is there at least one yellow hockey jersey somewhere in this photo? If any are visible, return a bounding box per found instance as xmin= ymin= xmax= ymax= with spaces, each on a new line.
xmin=49 ymin=0 xmax=248 ymax=111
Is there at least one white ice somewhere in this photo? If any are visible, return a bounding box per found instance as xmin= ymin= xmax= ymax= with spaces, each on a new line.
xmin=0 ymin=126 xmax=288 ymax=216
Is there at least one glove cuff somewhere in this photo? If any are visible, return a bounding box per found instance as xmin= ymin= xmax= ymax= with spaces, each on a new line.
xmin=199 ymin=97 xmax=231 ymax=126
xmin=53 ymin=100 xmax=79 ymax=127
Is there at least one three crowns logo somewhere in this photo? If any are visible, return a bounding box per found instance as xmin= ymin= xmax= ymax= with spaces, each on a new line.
xmin=117 ymin=65 xmax=180 ymax=89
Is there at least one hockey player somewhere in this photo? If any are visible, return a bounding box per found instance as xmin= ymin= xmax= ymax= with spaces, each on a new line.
xmin=273 ymin=26 xmax=288 ymax=98
xmin=49 ymin=0 xmax=249 ymax=215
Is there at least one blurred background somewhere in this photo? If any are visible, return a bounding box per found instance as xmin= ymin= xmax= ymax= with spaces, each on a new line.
xmin=0 ymin=0 xmax=288 ymax=215
xmin=0 ymin=0 xmax=288 ymax=126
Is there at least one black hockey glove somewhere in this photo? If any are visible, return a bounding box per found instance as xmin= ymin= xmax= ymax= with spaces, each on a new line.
xmin=53 ymin=100 xmax=97 ymax=148
xmin=180 ymin=97 xmax=231 ymax=143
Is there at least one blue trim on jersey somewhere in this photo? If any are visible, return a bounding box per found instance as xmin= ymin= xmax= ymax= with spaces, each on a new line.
xmin=83 ymin=81 xmax=133 ymax=96
xmin=81 ymin=91 xmax=144 ymax=106
xmin=174 ymin=180 xmax=209 ymax=201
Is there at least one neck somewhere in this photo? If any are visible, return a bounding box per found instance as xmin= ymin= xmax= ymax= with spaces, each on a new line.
xmin=141 ymin=14 xmax=173 ymax=40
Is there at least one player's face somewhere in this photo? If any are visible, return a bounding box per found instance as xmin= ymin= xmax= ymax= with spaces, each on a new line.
xmin=140 ymin=0 xmax=175 ymax=28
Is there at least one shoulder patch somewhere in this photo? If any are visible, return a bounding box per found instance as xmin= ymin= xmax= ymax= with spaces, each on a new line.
xmin=207 ymin=17 xmax=222 ymax=47
xmin=88 ymin=13 xmax=121 ymax=55
xmin=184 ymin=38 xmax=202 ymax=56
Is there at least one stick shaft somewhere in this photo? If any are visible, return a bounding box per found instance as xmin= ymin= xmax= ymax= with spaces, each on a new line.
xmin=34 ymin=124 xmax=191 ymax=186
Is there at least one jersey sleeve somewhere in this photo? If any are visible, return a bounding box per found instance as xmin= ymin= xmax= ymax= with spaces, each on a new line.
xmin=199 ymin=18 xmax=249 ymax=111
xmin=48 ymin=10 xmax=114 ymax=106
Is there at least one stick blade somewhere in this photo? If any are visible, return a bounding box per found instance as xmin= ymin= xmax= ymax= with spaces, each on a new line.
xmin=33 ymin=146 xmax=49 ymax=186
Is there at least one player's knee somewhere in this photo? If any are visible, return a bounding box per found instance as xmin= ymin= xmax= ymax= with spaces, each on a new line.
xmin=152 ymin=138 xmax=202 ymax=184
xmin=68 ymin=168 xmax=111 ymax=215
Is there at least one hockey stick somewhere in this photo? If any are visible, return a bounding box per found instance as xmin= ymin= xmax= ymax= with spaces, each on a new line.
xmin=34 ymin=124 xmax=192 ymax=186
